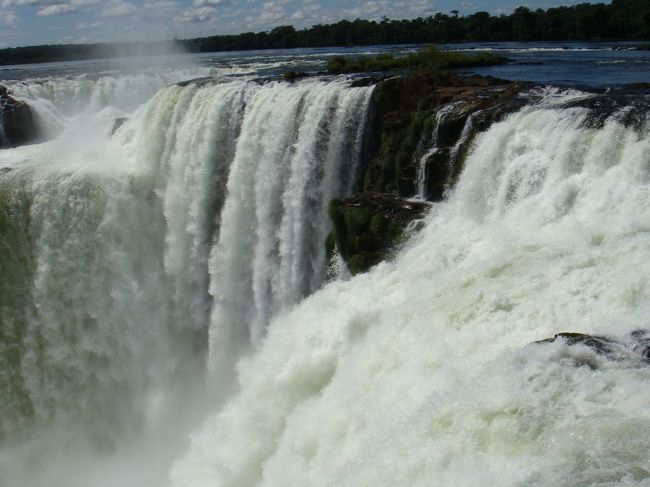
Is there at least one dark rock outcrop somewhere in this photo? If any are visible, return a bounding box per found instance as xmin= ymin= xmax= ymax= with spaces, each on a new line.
xmin=536 ymin=332 xmax=618 ymax=355
xmin=327 ymin=192 xmax=430 ymax=275
xmin=361 ymin=72 xmax=529 ymax=200
xmin=111 ymin=117 xmax=128 ymax=135
xmin=0 ymin=86 xmax=39 ymax=148
xmin=283 ymin=71 xmax=309 ymax=82
xmin=557 ymin=90 xmax=650 ymax=131
xmin=535 ymin=330 xmax=650 ymax=366
xmin=329 ymin=73 xmax=528 ymax=274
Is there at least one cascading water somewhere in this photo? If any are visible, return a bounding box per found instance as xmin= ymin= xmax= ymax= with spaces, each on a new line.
xmin=170 ymin=93 xmax=650 ymax=487
xmin=415 ymin=102 xmax=467 ymax=200
xmin=207 ymin=80 xmax=371 ymax=365
xmin=0 ymin=74 xmax=374 ymax=486
xmin=3 ymin=59 xmax=650 ymax=487
xmin=415 ymin=102 xmax=462 ymax=199
xmin=5 ymin=68 xmax=218 ymax=137
xmin=446 ymin=110 xmax=477 ymax=188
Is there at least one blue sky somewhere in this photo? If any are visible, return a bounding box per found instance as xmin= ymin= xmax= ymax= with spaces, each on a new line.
xmin=0 ymin=0 xmax=586 ymax=48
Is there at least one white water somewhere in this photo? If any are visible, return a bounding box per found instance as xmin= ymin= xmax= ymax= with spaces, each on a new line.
xmin=5 ymin=67 xmax=218 ymax=137
xmin=171 ymin=98 xmax=650 ymax=486
xmin=208 ymin=80 xmax=370 ymax=364
xmin=415 ymin=102 xmax=464 ymax=200
xmin=3 ymin=69 xmax=650 ymax=486
xmin=0 ymin=74 xmax=373 ymax=486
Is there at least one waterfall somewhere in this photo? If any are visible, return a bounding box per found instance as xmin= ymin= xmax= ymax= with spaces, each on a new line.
xmin=445 ymin=111 xmax=477 ymax=190
xmin=4 ymin=64 xmax=650 ymax=487
xmin=207 ymin=80 xmax=371 ymax=365
xmin=171 ymin=94 xmax=650 ymax=487
xmin=4 ymin=67 xmax=217 ymax=137
xmin=0 ymin=76 xmax=374 ymax=486
xmin=0 ymin=107 xmax=7 ymax=146
xmin=415 ymin=103 xmax=462 ymax=199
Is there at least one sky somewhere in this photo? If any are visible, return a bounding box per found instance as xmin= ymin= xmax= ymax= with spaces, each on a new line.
xmin=0 ymin=0 xmax=587 ymax=48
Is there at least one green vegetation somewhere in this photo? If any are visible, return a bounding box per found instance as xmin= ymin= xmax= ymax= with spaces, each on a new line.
xmin=326 ymin=47 xmax=507 ymax=74
xmin=282 ymin=71 xmax=309 ymax=81
xmin=327 ymin=195 xmax=429 ymax=274
xmin=182 ymin=0 xmax=650 ymax=52
xmin=1 ymin=0 xmax=650 ymax=66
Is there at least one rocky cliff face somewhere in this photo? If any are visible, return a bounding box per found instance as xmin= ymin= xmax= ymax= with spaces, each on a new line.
xmin=0 ymin=86 xmax=40 ymax=149
xmin=362 ymin=72 xmax=529 ymax=200
xmin=329 ymin=73 xmax=529 ymax=274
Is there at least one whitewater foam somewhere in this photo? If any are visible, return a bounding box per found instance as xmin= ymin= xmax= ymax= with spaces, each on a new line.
xmin=0 ymin=76 xmax=374 ymax=486
xmin=171 ymin=99 xmax=650 ymax=487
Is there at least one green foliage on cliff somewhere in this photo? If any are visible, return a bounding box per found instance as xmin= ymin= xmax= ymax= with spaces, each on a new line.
xmin=326 ymin=47 xmax=507 ymax=74
xmin=328 ymin=198 xmax=381 ymax=275
xmin=360 ymin=74 xmax=449 ymax=196
xmin=327 ymin=195 xmax=429 ymax=275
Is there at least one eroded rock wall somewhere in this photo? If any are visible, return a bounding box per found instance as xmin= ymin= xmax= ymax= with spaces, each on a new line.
xmin=0 ymin=86 xmax=40 ymax=148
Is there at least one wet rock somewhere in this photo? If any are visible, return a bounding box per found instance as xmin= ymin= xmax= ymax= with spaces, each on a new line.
xmin=327 ymin=73 xmax=529 ymax=273
xmin=552 ymin=90 xmax=650 ymax=131
xmin=535 ymin=330 xmax=650 ymax=365
xmin=176 ymin=77 xmax=215 ymax=88
xmin=361 ymin=72 xmax=529 ymax=199
xmin=349 ymin=76 xmax=390 ymax=88
xmin=536 ymin=332 xmax=617 ymax=355
xmin=0 ymin=85 xmax=40 ymax=148
xmin=111 ymin=117 xmax=128 ymax=135
xmin=623 ymin=82 xmax=650 ymax=90
xmin=630 ymin=329 xmax=650 ymax=361
xmin=327 ymin=192 xmax=430 ymax=274
xmin=283 ymin=71 xmax=309 ymax=82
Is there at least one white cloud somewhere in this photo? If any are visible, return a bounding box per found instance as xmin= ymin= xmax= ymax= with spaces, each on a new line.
xmin=175 ymin=5 xmax=216 ymax=23
xmin=1 ymin=0 xmax=100 ymax=17
xmin=58 ymin=33 xmax=89 ymax=42
xmin=144 ymin=0 xmax=178 ymax=7
xmin=75 ymin=19 xmax=103 ymax=28
xmin=0 ymin=9 xmax=18 ymax=24
xmin=193 ymin=0 xmax=235 ymax=5
xmin=1 ymin=0 xmax=98 ymax=7
xmin=100 ymin=0 xmax=137 ymax=17
xmin=37 ymin=4 xmax=75 ymax=15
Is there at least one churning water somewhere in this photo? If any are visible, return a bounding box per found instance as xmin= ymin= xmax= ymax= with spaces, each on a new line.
xmin=2 ymin=51 xmax=650 ymax=487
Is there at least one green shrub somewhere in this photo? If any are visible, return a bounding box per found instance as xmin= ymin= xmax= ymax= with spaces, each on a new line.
xmin=326 ymin=46 xmax=506 ymax=75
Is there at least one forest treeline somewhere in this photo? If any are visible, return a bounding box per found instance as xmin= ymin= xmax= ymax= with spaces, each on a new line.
xmin=0 ymin=0 xmax=649 ymax=66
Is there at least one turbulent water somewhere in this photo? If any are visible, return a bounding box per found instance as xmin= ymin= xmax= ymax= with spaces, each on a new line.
xmin=2 ymin=60 xmax=650 ymax=487
xmin=0 ymin=70 xmax=372 ymax=486
xmin=171 ymin=92 xmax=650 ymax=487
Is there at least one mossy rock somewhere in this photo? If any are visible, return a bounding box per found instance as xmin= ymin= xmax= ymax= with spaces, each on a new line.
xmin=348 ymin=252 xmax=384 ymax=275
xmin=283 ymin=71 xmax=309 ymax=82
xmin=343 ymin=206 xmax=372 ymax=235
xmin=360 ymin=73 xmax=529 ymax=199
xmin=327 ymin=192 xmax=430 ymax=275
